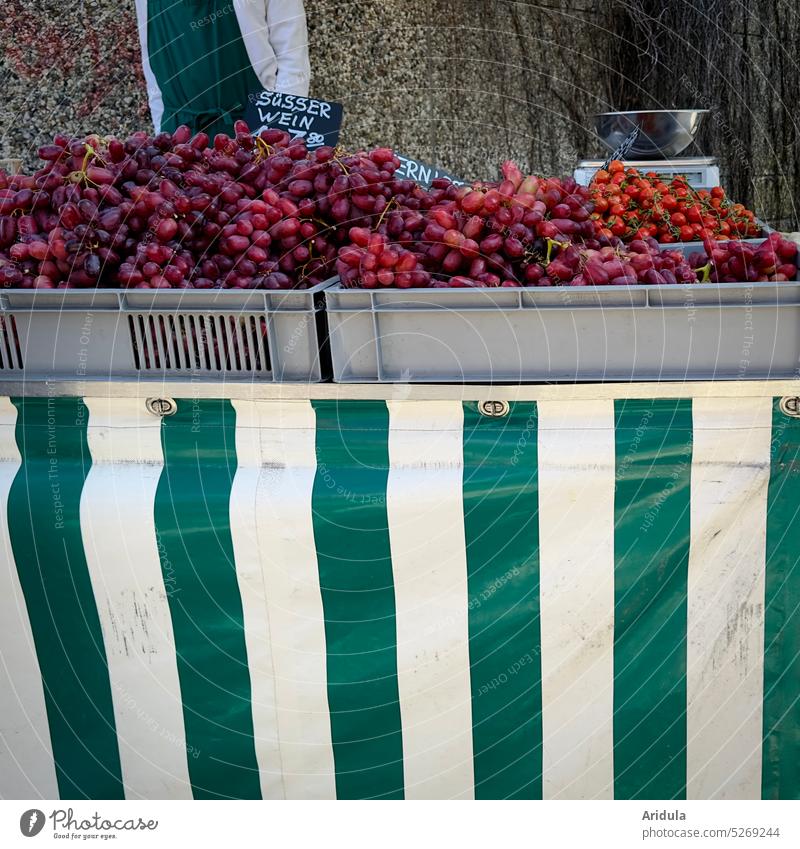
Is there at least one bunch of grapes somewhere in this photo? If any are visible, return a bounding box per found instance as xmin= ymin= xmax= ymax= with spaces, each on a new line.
xmin=0 ymin=119 xmax=442 ymax=290
xmin=0 ymin=124 xmax=288 ymax=288
xmin=116 ymin=242 xmax=195 ymax=289
xmin=335 ymin=227 xmax=431 ymax=288
xmin=0 ymin=169 xmax=59 ymax=287
xmin=189 ymin=190 xmax=335 ymax=290
xmin=419 ymin=163 xmax=600 ymax=284
xmin=1 ymin=123 xmax=794 ymax=296
xmin=335 ymin=160 xmax=607 ymax=288
xmin=543 ymin=239 xmax=698 ymax=287
xmin=687 ymin=232 xmax=798 ymax=283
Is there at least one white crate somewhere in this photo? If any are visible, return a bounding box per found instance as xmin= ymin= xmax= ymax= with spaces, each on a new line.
xmin=0 ymin=283 xmax=333 ymax=382
xmin=325 ymin=279 xmax=800 ymax=383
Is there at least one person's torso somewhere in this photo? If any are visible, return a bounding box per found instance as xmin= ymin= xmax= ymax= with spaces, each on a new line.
xmin=145 ymin=0 xmax=276 ymax=133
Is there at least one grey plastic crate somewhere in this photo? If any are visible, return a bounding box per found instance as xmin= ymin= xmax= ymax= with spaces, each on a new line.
xmin=325 ymin=280 xmax=800 ymax=383
xmin=0 ymin=282 xmax=333 ymax=381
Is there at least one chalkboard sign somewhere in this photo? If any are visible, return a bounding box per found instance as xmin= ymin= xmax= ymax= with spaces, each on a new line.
xmin=395 ymin=154 xmax=467 ymax=188
xmin=245 ymin=90 xmax=344 ymax=150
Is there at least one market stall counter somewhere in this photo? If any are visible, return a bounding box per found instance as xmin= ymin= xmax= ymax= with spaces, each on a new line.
xmin=1 ymin=379 xmax=798 ymax=800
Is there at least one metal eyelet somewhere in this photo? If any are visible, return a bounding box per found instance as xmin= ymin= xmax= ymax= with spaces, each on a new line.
xmin=145 ymin=397 xmax=178 ymax=417
xmin=478 ymin=400 xmax=510 ymax=418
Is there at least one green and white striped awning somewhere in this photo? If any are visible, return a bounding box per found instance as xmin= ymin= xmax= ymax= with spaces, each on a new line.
xmin=0 ymin=394 xmax=798 ymax=800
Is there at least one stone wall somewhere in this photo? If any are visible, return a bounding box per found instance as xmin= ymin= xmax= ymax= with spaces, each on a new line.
xmin=0 ymin=1 xmax=797 ymax=227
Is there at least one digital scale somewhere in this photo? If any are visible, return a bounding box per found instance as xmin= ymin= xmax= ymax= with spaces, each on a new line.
xmin=574 ymin=156 xmax=720 ymax=189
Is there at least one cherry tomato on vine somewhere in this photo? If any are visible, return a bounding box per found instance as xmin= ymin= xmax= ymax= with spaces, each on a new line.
xmin=686 ymin=205 xmax=703 ymax=223
xmin=608 ymin=216 xmax=626 ymax=237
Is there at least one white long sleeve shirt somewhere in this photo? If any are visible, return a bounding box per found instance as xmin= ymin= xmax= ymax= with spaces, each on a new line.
xmin=233 ymin=0 xmax=311 ymax=97
xmin=136 ymin=0 xmax=311 ymax=132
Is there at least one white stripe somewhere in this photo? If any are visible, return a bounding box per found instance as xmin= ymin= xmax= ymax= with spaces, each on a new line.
xmin=387 ymin=401 xmax=474 ymax=800
xmin=80 ymin=398 xmax=191 ymax=799
xmin=537 ymin=400 xmax=616 ymax=800
xmin=231 ymin=400 xmax=335 ymax=800
xmin=687 ymin=397 xmax=771 ymax=800
xmin=135 ymin=0 xmax=165 ymax=132
xmin=0 ymin=397 xmax=59 ymax=799
xmin=228 ymin=401 xmax=284 ymax=800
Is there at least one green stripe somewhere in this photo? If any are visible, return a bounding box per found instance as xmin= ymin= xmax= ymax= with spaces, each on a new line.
xmin=462 ymin=401 xmax=542 ymax=799
xmin=7 ymin=397 xmax=123 ymax=799
xmin=762 ymin=398 xmax=800 ymax=799
xmin=147 ymin=0 xmax=262 ymax=134
xmin=310 ymin=400 xmax=404 ymax=799
xmin=613 ymin=398 xmax=692 ymax=800
xmin=154 ymin=399 xmax=261 ymax=800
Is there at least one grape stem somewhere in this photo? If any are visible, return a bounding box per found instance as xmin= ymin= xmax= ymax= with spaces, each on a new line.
xmin=65 ymin=144 xmax=108 ymax=187
xmin=545 ymin=237 xmax=567 ymax=266
xmin=697 ymin=262 xmax=712 ymax=282
xmin=254 ymin=137 xmax=273 ymax=162
xmin=374 ymin=197 xmax=396 ymax=231
xmin=332 ymin=146 xmax=350 ymax=175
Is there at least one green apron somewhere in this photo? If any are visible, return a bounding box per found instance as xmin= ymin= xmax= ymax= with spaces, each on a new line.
xmin=147 ymin=0 xmax=263 ymax=136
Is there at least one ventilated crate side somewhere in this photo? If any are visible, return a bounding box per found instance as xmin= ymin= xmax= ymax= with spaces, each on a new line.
xmin=0 ymin=282 xmax=333 ymax=382
xmin=325 ymin=280 xmax=800 ymax=383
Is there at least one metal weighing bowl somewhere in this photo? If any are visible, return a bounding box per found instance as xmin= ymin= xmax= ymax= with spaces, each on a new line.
xmin=594 ymin=109 xmax=708 ymax=158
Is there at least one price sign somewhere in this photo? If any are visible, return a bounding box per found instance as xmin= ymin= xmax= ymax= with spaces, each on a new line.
xmin=395 ymin=154 xmax=467 ymax=188
xmin=245 ymin=90 xmax=344 ymax=150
